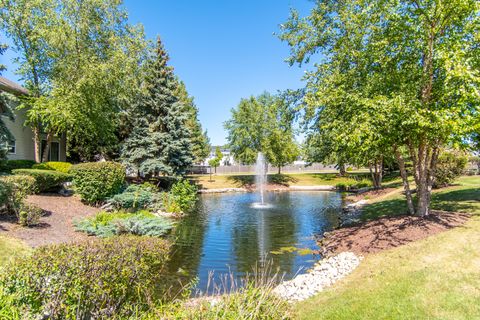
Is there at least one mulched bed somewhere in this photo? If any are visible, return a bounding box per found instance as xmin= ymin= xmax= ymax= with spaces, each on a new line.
xmin=318 ymin=211 xmax=470 ymax=256
xmin=0 ymin=194 xmax=100 ymax=247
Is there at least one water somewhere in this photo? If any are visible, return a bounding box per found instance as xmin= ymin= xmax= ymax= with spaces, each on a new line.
xmin=254 ymin=152 xmax=267 ymax=206
xmin=167 ymin=191 xmax=343 ymax=293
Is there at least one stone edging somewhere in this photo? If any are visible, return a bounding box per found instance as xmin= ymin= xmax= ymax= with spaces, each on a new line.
xmin=198 ymin=185 xmax=335 ymax=193
xmin=273 ymin=252 xmax=362 ymax=302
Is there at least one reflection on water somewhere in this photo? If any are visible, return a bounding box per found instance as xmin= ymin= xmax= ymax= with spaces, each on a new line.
xmin=167 ymin=191 xmax=343 ymax=292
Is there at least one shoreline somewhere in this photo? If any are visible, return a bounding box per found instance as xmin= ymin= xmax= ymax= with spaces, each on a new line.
xmin=198 ymin=185 xmax=336 ymax=193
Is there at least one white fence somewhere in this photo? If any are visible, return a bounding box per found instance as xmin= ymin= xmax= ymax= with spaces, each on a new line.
xmin=189 ymin=163 xmax=338 ymax=175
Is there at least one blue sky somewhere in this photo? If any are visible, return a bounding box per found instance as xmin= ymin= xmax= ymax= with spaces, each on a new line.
xmin=1 ymin=0 xmax=313 ymax=146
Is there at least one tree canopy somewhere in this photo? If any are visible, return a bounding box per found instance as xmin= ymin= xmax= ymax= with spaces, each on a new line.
xmin=280 ymin=0 xmax=480 ymax=215
xmin=225 ymin=92 xmax=299 ymax=173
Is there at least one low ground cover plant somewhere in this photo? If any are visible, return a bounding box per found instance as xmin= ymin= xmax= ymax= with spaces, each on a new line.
xmin=11 ymin=169 xmax=70 ymax=192
xmin=70 ymin=161 xmax=125 ymax=204
xmin=0 ymin=236 xmax=173 ymax=319
xmin=0 ymin=160 xmax=35 ymax=173
xmin=336 ymin=178 xmax=372 ymax=191
xmin=32 ymin=161 xmax=72 ymax=173
xmin=75 ymin=210 xmax=174 ymax=237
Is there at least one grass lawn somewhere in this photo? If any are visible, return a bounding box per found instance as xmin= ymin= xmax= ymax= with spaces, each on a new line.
xmin=295 ymin=175 xmax=480 ymax=319
xmin=189 ymin=171 xmax=374 ymax=189
xmin=0 ymin=236 xmax=30 ymax=266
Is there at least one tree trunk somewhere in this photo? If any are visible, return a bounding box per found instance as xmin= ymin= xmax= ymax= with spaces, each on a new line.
xmin=33 ymin=126 xmax=41 ymax=163
xmin=41 ymin=132 xmax=53 ymax=163
xmin=338 ymin=163 xmax=346 ymax=176
xmin=278 ymin=166 xmax=281 ymax=174
xmin=394 ymin=146 xmax=415 ymax=216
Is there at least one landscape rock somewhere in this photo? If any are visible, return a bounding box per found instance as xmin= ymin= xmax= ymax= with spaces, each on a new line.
xmin=273 ymin=252 xmax=362 ymax=302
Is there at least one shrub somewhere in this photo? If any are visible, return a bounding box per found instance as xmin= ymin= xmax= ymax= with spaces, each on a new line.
xmin=336 ymin=178 xmax=373 ymax=191
xmin=0 ymin=159 xmax=35 ymax=173
xmin=75 ymin=210 xmax=174 ymax=238
xmin=12 ymin=169 xmax=70 ymax=192
xmin=0 ymin=175 xmax=37 ymax=216
xmin=434 ymin=150 xmax=468 ymax=188
xmin=32 ymin=161 xmax=72 ymax=173
xmin=168 ymin=180 xmax=198 ymax=213
xmin=357 ymin=178 xmax=373 ymax=188
xmin=0 ymin=236 xmax=173 ymax=319
xmin=108 ymin=183 xmax=163 ymax=211
xmin=18 ymin=204 xmax=44 ymax=227
xmin=70 ymin=161 xmax=126 ymax=204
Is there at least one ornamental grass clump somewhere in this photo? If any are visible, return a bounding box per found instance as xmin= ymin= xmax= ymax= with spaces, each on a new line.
xmin=75 ymin=210 xmax=174 ymax=238
xmin=70 ymin=161 xmax=126 ymax=204
xmin=0 ymin=236 xmax=173 ymax=319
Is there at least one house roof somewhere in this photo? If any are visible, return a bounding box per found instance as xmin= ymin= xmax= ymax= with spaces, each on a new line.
xmin=0 ymin=76 xmax=29 ymax=95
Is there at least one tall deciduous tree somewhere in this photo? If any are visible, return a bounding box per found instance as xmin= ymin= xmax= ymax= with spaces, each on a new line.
xmin=121 ymin=37 xmax=193 ymax=177
xmin=280 ymin=0 xmax=480 ymax=216
xmin=0 ymin=38 xmax=15 ymax=159
xmin=224 ymin=92 xmax=299 ymax=173
xmin=1 ymin=0 xmax=146 ymax=162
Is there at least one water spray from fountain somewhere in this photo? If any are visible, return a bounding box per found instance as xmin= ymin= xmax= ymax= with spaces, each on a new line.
xmin=252 ymin=152 xmax=272 ymax=209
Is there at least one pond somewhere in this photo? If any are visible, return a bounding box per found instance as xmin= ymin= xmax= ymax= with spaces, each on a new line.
xmin=167 ymin=191 xmax=344 ymax=293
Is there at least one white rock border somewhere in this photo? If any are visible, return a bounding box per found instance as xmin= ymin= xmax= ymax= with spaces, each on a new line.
xmin=273 ymin=252 xmax=362 ymax=302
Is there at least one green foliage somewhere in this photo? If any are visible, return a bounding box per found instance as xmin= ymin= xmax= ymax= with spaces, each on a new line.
xmin=0 ymin=236 xmax=172 ymax=319
xmin=434 ymin=150 xmax=468 ymax=188
xmin=0 ymin=160 xmax=35 ymax=173
xmin=31 ymin=161 xmax=72 ymax=173
xmin=336 ymin=178 xmax=372 ymax=191
xmin=208 ymin=146 xmax=223 ymax=171
xmin=169 ymin=179 xmax=198 ymax=213
xmin=225 ymin=92 xmax=299 ymax=171
xmin=18 ymin=204 xmax=43 ymax=227
xmin=280 ymin=0 xmax=480 ymax=216
xmin=11 ymin=169 xmax=69 ymax=192
xmin=121 ymin=38 xmax=193 ymax=177
xmin=75 ymin=211 xmax=174 ymax=238
xmin=175 ymin=79 xmax=211 ymax=164
xmin=0 ymin=175 xmax=37 ymax=218
xmin=142 ymin=280 xmax=291 ymax=319
xmin=108 ymin=183 xmax=163 ymax=211
xmin=70 ymin=161 xmax=126 ymax=204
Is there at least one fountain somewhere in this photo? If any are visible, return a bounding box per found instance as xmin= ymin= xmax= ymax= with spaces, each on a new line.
xmin=252 ymin=152 xmax=272 ymax=208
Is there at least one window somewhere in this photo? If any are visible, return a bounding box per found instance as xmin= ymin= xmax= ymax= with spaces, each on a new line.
xmin=7 ymin=139 xmax=15 ymax=154
xmin=40 ymin=140 xmax=60 ymax=161
xmin=50 ymin=142 xmax=59 ymax=161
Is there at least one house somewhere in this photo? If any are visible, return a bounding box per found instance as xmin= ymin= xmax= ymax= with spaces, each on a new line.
xmin=0 ymin=76 xmax=67 ymax=162
xmin=203 ymin=146 xmax=236 ymax=166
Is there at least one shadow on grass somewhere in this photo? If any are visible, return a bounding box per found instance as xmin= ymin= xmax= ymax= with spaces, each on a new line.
xmin=361 ymin=185 xmax=480 ymax=220
xmin=432 ymin=188 xmax=480 ymax=215
xmin=226 ymin=174 xmax=299 ymax=188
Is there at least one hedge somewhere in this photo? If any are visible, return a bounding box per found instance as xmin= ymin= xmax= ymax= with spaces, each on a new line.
xmin=0 ymin=160 xmax=35 ymax=173
xmin=70 ymin=161 xmax=126 ymax=204
xmin=12 ymin=169 xmax=70 ymax=193
xmin=32 ymin=161 xmax=72 ymax=173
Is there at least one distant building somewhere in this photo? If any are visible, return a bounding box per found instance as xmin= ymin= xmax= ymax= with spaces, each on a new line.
xmin=203 ymin=146 xmax=236 ymax=166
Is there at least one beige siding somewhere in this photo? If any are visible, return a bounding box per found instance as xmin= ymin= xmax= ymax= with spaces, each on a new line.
xmin=2 ymin=108 xmax=67 ymax=162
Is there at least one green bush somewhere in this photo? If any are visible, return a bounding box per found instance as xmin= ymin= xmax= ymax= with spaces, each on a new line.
xmin=0 ymin=236 xmax=173 ymax=319
xmin=75 ymin=210 xmax=174 ymax=238
xmin=18 ymin=204 xmax=44 ymax=227
xmin=12 ymin=169 xmax=70 ymax=192
xmin=0 ymin=175 xmax=37 ymax=217
xmin=335 ymin=178 xmax=372 ymax=191
xmin=32 ymin=161 xmax=72 ymax=173
xmin=70 ymin=161 xmax=126 ymax=204
xmin=434 ymin=150 xmax=468 ymax=188
xmin=0 ymin=159 xmax=35 ymax=173
xmin=168 ymin=180 xmax=198 ymax=213
xmin=108 ymin=183 xmax=163 ymax=211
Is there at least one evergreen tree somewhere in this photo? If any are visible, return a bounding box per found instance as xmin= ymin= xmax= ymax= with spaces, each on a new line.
xmin=121 ymin=37 xmax=193 ymax=177
xmin=174 ymin=79 xmax=210 ymax=164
